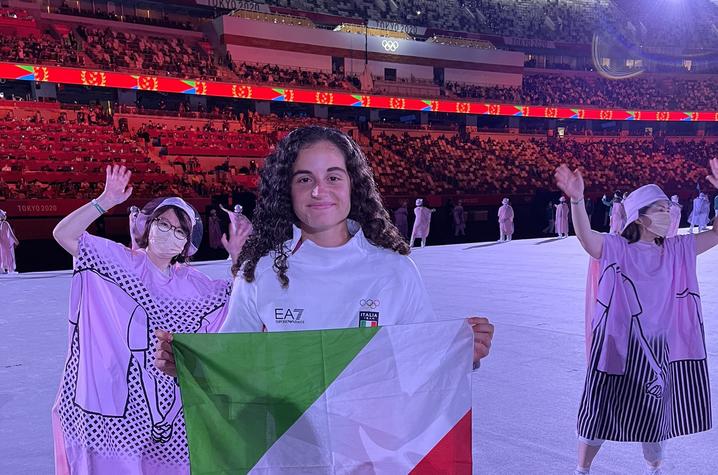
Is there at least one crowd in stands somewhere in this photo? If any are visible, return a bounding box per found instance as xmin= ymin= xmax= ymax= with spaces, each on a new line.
xmin=121 ymin=102 xmax=249 ymax=123
xmin=24 ymin=0 xmax=718 ymax=50
xmin=447 ymin=74 xmax=718 ymax=111
xmin=367 ymin=136 xmax=452 ymax=195
xmin=0 ymin=7 xmax=34 ymax=22
xmin=230 ymin=60 xmax=360 ymax=91
xmin=368 ymin=132 xmax=712 ymax=196
xmin=0 ymin=106 xmax=354 ymax=200
xmin=148 ymin=124 xmax=270 ymax=157
xmin=2 ymin=100 xmax=718 ymax=203
xmin=11 ymin=22 xmax=713 ymax=113
xmin=0 ymin=23 xmax=223 ymax=80
xmin=0 ymin=108 xmax=176 ymax=200
xmin=1 ymin=5 xmax=717 ymax=112
xmin=251 ymin=113 xmax=354 ymax=134
xmin=0 ymin=120 xmax=151 ymax=169
xmin=77 ymin=26 xmax=220 ymax=79
xmin=260 ymin=0 xmax=592 ymax=43
xmin=53 ymin=3 xmax=196 ymax=31
xmin=0 ymin=31 xmax=83 ymax=66
xmin=611 ymin=0 xmax=718 ymax=49
xmin=230 ymin=9 xmax=315 ymax=28
xmin=261 ymin=0 xmax=718 ymax=48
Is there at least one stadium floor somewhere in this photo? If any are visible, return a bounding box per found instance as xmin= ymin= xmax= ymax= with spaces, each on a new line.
xmin=1 ymin=231 xmax=716 ymax=474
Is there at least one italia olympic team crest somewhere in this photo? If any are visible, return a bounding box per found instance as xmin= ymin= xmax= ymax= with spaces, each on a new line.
xmin=359 ymin=299 xmax=380 ymax=328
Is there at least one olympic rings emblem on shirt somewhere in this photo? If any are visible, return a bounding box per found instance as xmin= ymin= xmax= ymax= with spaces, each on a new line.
xmin=381 ymin=40 xmax=399 ymax=52
xmin=360 ymin=299 xmax=380 ymax=309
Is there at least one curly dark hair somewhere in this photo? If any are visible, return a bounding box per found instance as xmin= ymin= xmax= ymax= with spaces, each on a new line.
xmin=233 ymin=126 xmax=409 ymax=287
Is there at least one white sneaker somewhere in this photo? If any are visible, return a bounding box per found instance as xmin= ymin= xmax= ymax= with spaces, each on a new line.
xmin=644 ymin=467 xmax=662 ymax=475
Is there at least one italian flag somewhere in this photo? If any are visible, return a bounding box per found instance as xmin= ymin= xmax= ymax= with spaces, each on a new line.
xmin=174 ymin=319 xmax=473 ymax=474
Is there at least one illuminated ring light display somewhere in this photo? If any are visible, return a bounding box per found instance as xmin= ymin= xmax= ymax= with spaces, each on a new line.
xmin=381 ymin=39 xmax=399 ymax=52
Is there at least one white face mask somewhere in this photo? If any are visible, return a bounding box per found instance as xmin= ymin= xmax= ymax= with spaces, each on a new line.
xmin=642 ymin=211 xmax=671 ymax=237
xmin=148 ymin=223 xmax=187 ymax=259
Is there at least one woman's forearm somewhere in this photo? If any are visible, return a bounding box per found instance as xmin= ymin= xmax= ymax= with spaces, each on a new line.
xmin=571 ymin=198 xmax=604 ymax=259
xmin=53 ymin=195 xmax=113 ymax=257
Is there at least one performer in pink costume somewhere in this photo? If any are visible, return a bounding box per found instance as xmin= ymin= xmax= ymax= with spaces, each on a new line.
xmin=394 ymin=201 xmax=409 ymax=240
xmin=556 ymin=162 xmax=718 ymax=475
xmin=128 ymin=205 xmax=140 ymax=250
xmin=0 ymin=209 xmax=19 ymax=273
xmin=667 ymin=195 xmax=682 ymax=238
xmin=220 ymin=203 xmax=244 ymax=219
xmin=51 ymin=165 xmax=251 ymax=475
xmin=498 ymin=198 xmax=514 ymax=241
xmin=220 ymin=204 xmax=250 ymax=259
xmin=688 ymin=192 xmax=710 ymax=233
xmin=410 ymin=198 xmax=435 ymax=248
xmin=555 ymin=197 xmax=570 ymax=238
xmin=609 ymin=197 xmax=626 ymax=234
xmin=453 ymin=200 xmax=466 ymax=237
xmin=207 ymin=209 xmax=223 ymax=250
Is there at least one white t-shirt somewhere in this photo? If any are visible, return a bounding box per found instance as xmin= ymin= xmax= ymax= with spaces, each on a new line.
xmin=221 ymin=221 xmax=437 ymax=332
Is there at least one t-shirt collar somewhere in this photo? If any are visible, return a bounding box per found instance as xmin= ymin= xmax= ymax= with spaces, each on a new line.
xmin=287 ymin=219 xmax=364 ymax=253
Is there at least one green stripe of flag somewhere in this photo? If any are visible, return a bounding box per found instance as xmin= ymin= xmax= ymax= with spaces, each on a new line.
xmin=174 ymin=327 xmax=380 ymax=474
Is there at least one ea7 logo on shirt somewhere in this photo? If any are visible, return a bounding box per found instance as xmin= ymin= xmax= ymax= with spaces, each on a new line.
xmin=274 ymin=308 xmax=304 ymax=324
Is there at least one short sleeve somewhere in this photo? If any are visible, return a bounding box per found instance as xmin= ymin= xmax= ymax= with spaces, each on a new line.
xmin=666 ymin=233 xmax=697 ymax=273
xmin=393 ymin=256 xmax=438 ymax=324
xmin=674 ymin=233 xmax=697 ymax=256
xmin=599 ymin=233 xmax=625 ymax=266
xmin=220 ymin=274 xmax=264 ymax=333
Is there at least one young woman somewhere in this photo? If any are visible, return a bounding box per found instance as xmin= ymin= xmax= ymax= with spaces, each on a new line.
xmin=51 ymin=165 xmax=251 ymax=474
xmin=156 ymin=126 xmax=493 ymax=375
xmin=555 ymin=162 xmax=718 ymax=475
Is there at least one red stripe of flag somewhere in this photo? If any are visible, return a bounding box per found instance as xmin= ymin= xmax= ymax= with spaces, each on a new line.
xmin=410 ymin=410 xmax=472 ymax=475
